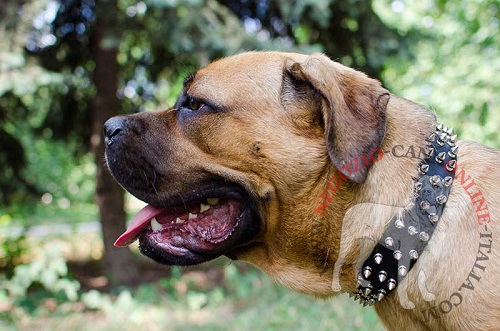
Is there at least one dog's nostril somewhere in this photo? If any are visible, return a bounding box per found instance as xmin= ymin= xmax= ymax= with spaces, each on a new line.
xmin=104 ymin=116 xmax=127 ymax=144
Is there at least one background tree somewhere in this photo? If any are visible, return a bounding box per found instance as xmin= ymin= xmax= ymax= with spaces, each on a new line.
xmin=0 ymin=0 xmax=498 ymax=288
xmin=91 ymin=0 xmax=140 ymax=285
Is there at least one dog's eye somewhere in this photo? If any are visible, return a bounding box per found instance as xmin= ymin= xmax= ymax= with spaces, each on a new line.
xmin=185 ymin=97 xmax=205 ymax=111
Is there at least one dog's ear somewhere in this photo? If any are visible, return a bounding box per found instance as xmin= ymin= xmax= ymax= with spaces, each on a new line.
xmin=284 ymin=54 xmax=389 ymax=183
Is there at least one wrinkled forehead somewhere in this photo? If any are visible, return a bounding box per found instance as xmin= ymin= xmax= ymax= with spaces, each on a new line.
xmin=185 ymin=52 xmax=306 ymax=110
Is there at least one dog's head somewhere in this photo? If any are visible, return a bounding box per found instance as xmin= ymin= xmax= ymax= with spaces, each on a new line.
xmin=105 ymin=52 xmax=389 ymax=275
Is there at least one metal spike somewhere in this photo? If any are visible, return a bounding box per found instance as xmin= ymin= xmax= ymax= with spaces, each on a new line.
xmin=363 ymin=287 xmax=372 ymax=296
xmin=446 ymin=160 xmax=456 ymax=172
xmin=387 ymin=279 xmax=397 ymax=291
xmin=419 ymin=232 xmax=430 ymax=242
xmin=377 ymin=289 xmax=386 ymax=302
xmin=409 ymin=250 xmax=419 ymax=260
xmin=349 ymin=292 xmax=355 ymax=298
xmin=429 ymin=175 xmax=441 ymax=186
xmin=378 ymin=271 xmax=387 ymax=282
xmin=414 ymin=182 xmax=423 ymax=191
xmin=362 ymin=300 xmax=369 ymax=307
xmin=436 ymin=123 xmax=443 ymax=132
xmin=420 ymin=201 xmax=430 ymax=210
xmin=395 ymin=219 xmax=405 ymax=229
xmin=449 ymin=134 xmax=458 ymax=143
xmin=443 ymin=126 xmax=449 ymax=133
xmin=443 ymin=176 xmax=453 ymax=187
xmin=428 ymin=133 xmax=436 ymax=141
xmin=393 ymin=250 xmax=402 ymax=260
xmin=419 ymin=164 xmax=429 ymax=174
xmin=408 ymin=226 xmax=418 ymax=236
xmin=425 ymin=147 xmax=435 ymax=159
xmin=399 ymin=265 xmax=407 ymax=276
xmin=449 ymin=146 xmax=458 ymax=158
xmin=439 ymin=132 xmax=449 ymax=142
xmin=446 ymin=127 xmax=454 ymax=135
xmin=435 ymin=151 xmax=446 ymax=163
xmin=428 ymin=213 xmax=439 ymax=223
xmin=374 ymin=253 xmax=383 ymax=265
xmin=354 ymin=294 xmax=361 ymax=301
xmin=436 ymin=195 xmax=448 ymax=204
xmin=368 ymin=299 xmax=376 ymax=306
xmin=385 ymin=237 xmax=394 ymax=247
xmin=363 ymin=266 xmax=372 ymax=279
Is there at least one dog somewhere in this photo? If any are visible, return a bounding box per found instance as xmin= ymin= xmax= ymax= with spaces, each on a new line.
xmin=104 ymin=52 xmax=500 ymax=331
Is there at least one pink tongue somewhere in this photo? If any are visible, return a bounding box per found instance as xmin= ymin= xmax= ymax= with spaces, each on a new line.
xmin=114 ymin=204 xmax=164 ymax=247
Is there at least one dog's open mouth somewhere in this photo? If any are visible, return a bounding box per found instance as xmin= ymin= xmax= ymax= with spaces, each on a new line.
xmin=114 ymin=187 xmax=257 ymax=265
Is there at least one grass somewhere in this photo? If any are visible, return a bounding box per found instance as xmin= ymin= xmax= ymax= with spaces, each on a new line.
xmin=2 ymin=259 xmax=384 ymax=331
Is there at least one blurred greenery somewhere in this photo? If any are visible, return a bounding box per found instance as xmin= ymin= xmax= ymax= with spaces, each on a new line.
xmin=0 ymin=0 xmax=498 ymax=329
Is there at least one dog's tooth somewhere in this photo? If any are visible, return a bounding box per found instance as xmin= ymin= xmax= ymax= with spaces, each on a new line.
xmin=151 ymin=218 xmax=162 ymax=231
xmin=200 ymin=203 xmax=211 ymax=213
xmin=207 ymin=198 xmax=219 ymax=205
xmin=188 ymin=213 xmax=197 ymax=220
xmin=176 ymin=217 xmax=185 ymax=224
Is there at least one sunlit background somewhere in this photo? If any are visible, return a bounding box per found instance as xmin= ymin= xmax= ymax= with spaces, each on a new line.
xmin=0 ymin=0 xmax=498 ymax=330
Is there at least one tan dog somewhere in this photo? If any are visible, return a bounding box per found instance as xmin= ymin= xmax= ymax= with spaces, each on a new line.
xmin=104 ymin=52 xmax=500 ymax=331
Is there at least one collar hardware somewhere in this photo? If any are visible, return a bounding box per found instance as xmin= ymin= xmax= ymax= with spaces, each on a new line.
xmin=352 ymin=123 xmax=458 ymax=306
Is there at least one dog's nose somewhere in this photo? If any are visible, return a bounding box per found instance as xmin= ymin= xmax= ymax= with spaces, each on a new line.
xmin=104 ymin=116 xmax=127 ymax=146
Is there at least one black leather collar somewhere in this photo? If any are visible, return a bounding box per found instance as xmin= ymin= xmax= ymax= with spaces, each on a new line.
xmin=352 ymin=123 xmax=458 ymax=306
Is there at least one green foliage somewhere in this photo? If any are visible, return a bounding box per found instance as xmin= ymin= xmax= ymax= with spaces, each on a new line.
xmin=1 ymin=247 xmax=80 ymax=316
xmin=374 ymin=0 xmax=500 ymax=147
xmin=1 ymin=260 xmax=383 ymax=330
xmin=0 ymin=234 xmax=28 ymax=278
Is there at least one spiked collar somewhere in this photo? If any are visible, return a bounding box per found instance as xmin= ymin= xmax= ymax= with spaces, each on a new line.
xmin=353 ymin=123 xmax=458 ymax=306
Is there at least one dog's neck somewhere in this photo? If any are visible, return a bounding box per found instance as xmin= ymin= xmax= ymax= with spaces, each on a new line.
xmin=353 ymin=122 xmax=456 ymax=305
xmin=329 ymin=96 xmax=440 ymax=292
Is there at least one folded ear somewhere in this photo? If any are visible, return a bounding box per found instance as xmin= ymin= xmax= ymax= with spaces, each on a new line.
xmin=285 ymin=54 xmax=390 ymax=183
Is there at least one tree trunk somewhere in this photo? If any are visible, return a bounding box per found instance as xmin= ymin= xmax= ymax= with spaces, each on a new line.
xmin=90 ymin=0 xmax=139 ymax=286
